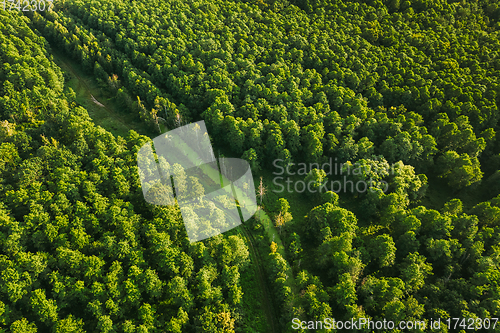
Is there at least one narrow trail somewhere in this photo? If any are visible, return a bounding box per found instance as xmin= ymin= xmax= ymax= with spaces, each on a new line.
xmin=239 ymin=224 xmax=279 ymax=333
xmin=90 ymin=94 xmax=105 ymax=107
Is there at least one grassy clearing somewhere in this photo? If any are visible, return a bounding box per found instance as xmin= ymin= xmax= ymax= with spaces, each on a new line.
xmin=415 ymin=173 xmax=490 ymax=212
xmin=257 ymin=169 xmax=315 ymax=226
xmin=419 ymin=175 xmax=454 ymax=211
xmin=51 ymin=51 xmax=152 ymax=139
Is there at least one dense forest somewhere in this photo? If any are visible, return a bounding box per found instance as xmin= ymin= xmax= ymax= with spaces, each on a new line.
xmin=1 ymin=0 xmax=500 ymax=331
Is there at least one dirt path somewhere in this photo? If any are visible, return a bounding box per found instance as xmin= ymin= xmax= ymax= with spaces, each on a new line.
xmin=90 ymin=94 xmax=105 ymax=107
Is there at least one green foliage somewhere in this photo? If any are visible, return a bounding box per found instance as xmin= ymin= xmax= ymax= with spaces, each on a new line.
xmin=368 ymin=234 xmax=397 ymax=268
xmin=304 ymin=168 xmax=327 ymax=198
xmin=304 ymin=203 xmax=357 ymax=242
xmin=10 ymin=318 xmax=38 ymax=333
xmin=400 ymin=252 xmax=433 ymax=293
xmin=1 ymin=0 xmax=500 ymax=329
xmin=437 ymin=150 xmax=483 ymax=190
xmin=241 ymin=148 xmax=261 ymax=173
xmin=0 ymin=11 xmax=254 ymax=331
